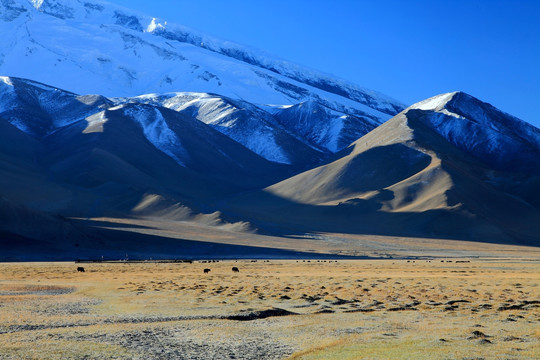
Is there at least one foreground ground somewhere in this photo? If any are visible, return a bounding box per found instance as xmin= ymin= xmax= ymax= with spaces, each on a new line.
xmin=0 ymin=259 xmax=538 ymax=359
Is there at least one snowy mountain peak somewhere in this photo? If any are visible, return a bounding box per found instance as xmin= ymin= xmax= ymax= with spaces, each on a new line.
xmin=405 ymin=91 xmax=540 ymax=173
xmin=408 ymin=91 xmax=540 ymax=144
xmin=0 ymin=75 xmax=14 ymax=86
xmin=409 ymin=91 xmax=459 ymax=112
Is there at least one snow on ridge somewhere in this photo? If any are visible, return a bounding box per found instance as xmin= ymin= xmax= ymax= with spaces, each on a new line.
xmin=123 ymin=105 xmax=188 ymax=167
xmin=30 ymin=0 xmax=44 ymax=9
xmin=188 ymin=97 xmax=237 ymax=126
xmin=409 ymin=92 xmax=458 ymax=112
xmin=16 ymin=0 xmax=403 ymax=114
xmin=243 ymin=129 xmax=290 ymax=165
xmin=0 ymin=76 xmax=14 ymax=86
xmin=0 ymin=76 xmax=26 ymax=132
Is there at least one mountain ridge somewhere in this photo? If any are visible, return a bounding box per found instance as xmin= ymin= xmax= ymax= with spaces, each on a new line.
xmin=0 ymin=0 xmax=406 ymax=157
xmin=1 ymin=76 xmax=539 ymax=259
xmin=0 ymin=0 xmax=403 ymax=114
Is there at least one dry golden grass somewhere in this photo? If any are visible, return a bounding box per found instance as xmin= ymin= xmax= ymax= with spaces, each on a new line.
xmin=0 ymin=259 xmax=538 ymax=359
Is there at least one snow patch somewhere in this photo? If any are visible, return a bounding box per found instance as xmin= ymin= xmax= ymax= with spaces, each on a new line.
xmin=409 ymin=92 xmax=457 ymax=112
xmin=124 ymin=106 xmax=188 ymax=166
xmin=244 ymin=130 xmax=290 ymax=164
xmin=0 ymin=76 xmax=14 ymax=86
xmin=31 ymin=0 xmax=44 ymax=9
xmin=409 ymin=92 xmax=465 ymax=119
xmin=146 ymin=17 xmax=165 ymax=33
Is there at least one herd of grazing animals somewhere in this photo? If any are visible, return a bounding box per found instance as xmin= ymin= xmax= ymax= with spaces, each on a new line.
xmin=75 ymin=263 xmax=242 ymax=274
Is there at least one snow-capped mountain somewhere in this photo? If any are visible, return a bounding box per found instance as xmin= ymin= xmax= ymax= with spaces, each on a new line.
xmin=0 ymin=0 xmax=404 ymax=155
xmin=0 ymin=76 xmax=291 ymax=190
xmin=269 ymin=100 xmax=381 ymax=152
xmin=407 ymin=91 xmax=540 ymax=174
xmin=226 ymin=91 xmax=540 ymax=244
xmin=115 ymin=92 xmax=323 ymax=165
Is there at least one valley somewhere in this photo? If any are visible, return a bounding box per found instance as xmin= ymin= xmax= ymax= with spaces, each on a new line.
xmin=0 ymin=259 xmax=538 ymax=359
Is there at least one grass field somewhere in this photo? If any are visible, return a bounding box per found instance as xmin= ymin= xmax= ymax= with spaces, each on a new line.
xmin=0 ymin=258 xmax=538 ymax=359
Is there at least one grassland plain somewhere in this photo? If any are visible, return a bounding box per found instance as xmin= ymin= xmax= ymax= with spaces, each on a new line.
xmin=0 ymin=259 xmax=538 ymax=359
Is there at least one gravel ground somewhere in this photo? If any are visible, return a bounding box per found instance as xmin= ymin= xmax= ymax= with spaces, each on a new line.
xmin=58 ymin=326 xmax=296 ymax=360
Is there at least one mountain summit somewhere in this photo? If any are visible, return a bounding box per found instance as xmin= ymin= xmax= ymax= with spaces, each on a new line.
xmin=407 ymin=91 xmax=540 ymax=173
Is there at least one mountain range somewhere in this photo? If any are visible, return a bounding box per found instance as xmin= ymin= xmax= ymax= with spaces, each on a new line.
xmin=0 ymin=0 xmax=538 ymax=259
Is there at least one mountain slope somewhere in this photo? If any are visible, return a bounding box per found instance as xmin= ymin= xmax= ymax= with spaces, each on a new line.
xmin=117 ymin=92 xmax=324 ymax=165
xmin=0 ymin=77 xmax=296 ymax=219
xmin=225 ymin=92 xmax=540 ymax=244
xmin=0 ymin=0 xmax=404 ymax=154
xmin=269 ymin=99 xmax=381 ymax=152
xmin=407 ymin=92 xmax=540 ymax=174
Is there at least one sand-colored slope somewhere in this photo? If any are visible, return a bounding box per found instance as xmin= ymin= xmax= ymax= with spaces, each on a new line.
xmin=266 ymin=113 xmax=449 ymax=211
xmin=225 ymin=107 xmax=540 ymax=244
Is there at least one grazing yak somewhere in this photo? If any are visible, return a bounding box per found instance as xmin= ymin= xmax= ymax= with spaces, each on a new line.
xmin=77 ymin=267 xmax=85 ymax=272
xmin=232 ymin=267 xmax=240 ymax=273
xmin=203 ymin=268 xmax=211 ymax=274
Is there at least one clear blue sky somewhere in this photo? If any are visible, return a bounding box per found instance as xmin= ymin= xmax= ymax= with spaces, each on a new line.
xmin=109 ymin=0 xmax=539 ymax=128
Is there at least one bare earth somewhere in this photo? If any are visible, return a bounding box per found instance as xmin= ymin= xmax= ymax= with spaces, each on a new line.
xmin=0 ymin=259 xmax=538 ymax=359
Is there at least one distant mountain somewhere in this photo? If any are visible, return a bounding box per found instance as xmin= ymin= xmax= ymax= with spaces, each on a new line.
xmin=0 ymin=0 xmax=404 ymax=155
xmin=227 ymin=92 xmax=540 ymax=245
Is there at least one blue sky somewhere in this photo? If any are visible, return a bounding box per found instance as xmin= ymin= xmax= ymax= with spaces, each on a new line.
xmin=110 ymin=0 xmax=539 ymax=128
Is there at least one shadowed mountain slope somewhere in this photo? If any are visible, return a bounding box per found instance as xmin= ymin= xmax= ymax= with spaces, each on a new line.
xmin=0 ymin=78 xmax=300 ymax=242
